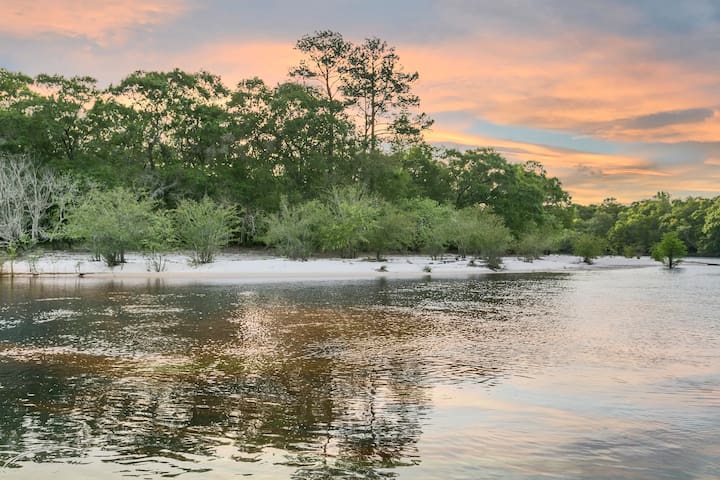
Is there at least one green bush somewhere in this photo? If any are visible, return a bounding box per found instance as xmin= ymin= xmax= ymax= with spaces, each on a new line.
xmin=515 ymin=228 xmax=558 ymax=262
xmin=263 ymin=199 xmax=328 ymax=260
xmin=573 ymin=233 xmax=604 ymax=264
xmin=317 ymin=186 xmax=381 ymax=258
xmin=476 ymin=211 xmax=513 ymax=270
xmin=65 ymin=187 xmax=161 ymax=267
xmin=401 ymin=198 xmax=454 ymax=259
xmin=174 ymin=197 xmax=237 ymax=265
xmin=365 ymin=202 xmax=415 ymax=260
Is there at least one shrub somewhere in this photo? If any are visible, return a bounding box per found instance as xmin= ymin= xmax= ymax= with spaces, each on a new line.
xmin=401 ymin=198 xmax=454 ymax=259
xmin=263 ymin=199 xmax=328 ymax=260
xmin=515 ymin=228 xmax=558 ymax=262
xmin=65 ymin=187 xmax=160 ymax=267
xmin=142 ymin=211 xmax=176 ymax=272
xmin=318 ymin=186 xmax=380 ymax=258
xmin=174 ymin=197 xmax=237 ymax=265
xmin=450 ymin=207 xmax=512 ymax=268
xmin=573 ymin=233 xmax=604 ymax=264
xmin=365 ymin=202 xmax=415 ymax=261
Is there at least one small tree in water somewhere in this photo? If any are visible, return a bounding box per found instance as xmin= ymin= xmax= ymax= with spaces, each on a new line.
xmin=651 ymin=232 xmax=687 ymax=269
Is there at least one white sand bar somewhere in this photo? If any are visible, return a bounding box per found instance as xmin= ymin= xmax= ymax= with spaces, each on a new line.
xmin=2 ymin=251 xmax=662 ymax=282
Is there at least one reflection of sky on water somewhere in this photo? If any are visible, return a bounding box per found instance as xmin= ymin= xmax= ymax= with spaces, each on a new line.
xmin=0 ymin=267 xmax=718 ymax=479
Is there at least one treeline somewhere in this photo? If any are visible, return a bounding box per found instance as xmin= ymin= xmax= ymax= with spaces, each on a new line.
xmin=575 ymin=193 xmax=720 ymax=257
xmin=1 ymin=31 xmax=719 ymax=268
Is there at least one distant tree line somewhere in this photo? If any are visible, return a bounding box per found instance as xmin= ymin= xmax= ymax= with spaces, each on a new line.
xmin=0 ymin=31 xmax=716 ymax=270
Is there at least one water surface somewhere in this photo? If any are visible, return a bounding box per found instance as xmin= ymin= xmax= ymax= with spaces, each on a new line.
xmin=0 ymin=266 xmax=718 ymax=479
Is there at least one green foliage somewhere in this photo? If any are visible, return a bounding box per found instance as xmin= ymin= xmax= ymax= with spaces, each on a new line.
xmin=651 ymin=232 xmax=688 ymax=269
xmin=608 ymin=192 xmax=670 ymax=254
xmin=1 ymin=234 xmax=32 ymax=276
xmin=15 ymin=38 xmax=720 ymax=267
xmin=65 ymin=187 xmax=161 ymax=266
xmin=447 ymin=148 xmax=569 ymax=234
xmin=174 ymin=197 xmax=237 ymax=265
xmin=401 ymin=198 xmax=455 ymax=259
xmin=516 ymin=227 xmax=558 ymax=262
xmin=622 ymin=244 xmax=642 ymax=259
xmin=365 ymin=202 xmax=415 ymax=260
xmin=573 ymin=233 xmax=604 ymax=264
xmin=142 ymin=211 xmax=176 ymax=272
xmin=701 ymin=197 xmax=720 ymax=256
xmin=476 ymin=212 xmax=513 ymax=270
xmin=263 ymin=199 xmax=328 ymax=260
xmin=318 ymin=186 xmax=381 ymax=258
xmin=342 ymin=36 xmax=432 ymax=151
xmin=445 ymin=206 xmax=513 ymax=268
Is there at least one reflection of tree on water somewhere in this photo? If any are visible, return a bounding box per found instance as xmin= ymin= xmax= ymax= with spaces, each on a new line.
xmin=0 ymin=275 xmax=568 ymax=477
xmin=0 ymin=282 xmax=435 ymax=477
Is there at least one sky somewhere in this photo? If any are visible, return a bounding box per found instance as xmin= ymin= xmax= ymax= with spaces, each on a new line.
xmin=2 ymin=0 xmax=720 ymax=204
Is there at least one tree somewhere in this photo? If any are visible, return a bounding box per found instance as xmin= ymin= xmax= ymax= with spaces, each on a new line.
xmin=174 ymin=197 xmax=237 ymax=265
xmin=343 ymin=37 xmax=432 ymax=151
xmin=64 ymin=187 xmax=161 ymax=266
xmin=108 ymin=69 xmax=230 ymax=172
xmin=573 ymin=233 xmax=604 ymax=264
xmin=0 ymin=68 xmax=38 ymax=155
xmin=291 ymin=30 xmax=352 ymax=161
xmin=664 ymin=196 xmax=711 ymax=255
xmin=31 ymin=74 xmax=99 ymax=167
xmin=651 ymin=231 xmax=687 ymax=269
xmin=608 ymin=192 xmax=671 ymax=254
xmin=400 ymin=144 xmax=453 ymax=203
xmin=0 ymin=154 xmax=77 ymax=245
xmin=700 ymin=197 xmax=720 ymax=255
xmin=448 ymin=148 xmax=570 ymax=234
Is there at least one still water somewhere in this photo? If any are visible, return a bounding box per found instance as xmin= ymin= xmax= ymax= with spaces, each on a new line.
xmin=0 ymin=266 xmax=718 ymax=479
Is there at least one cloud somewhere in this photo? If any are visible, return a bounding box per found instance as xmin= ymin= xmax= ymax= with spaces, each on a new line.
xmin=400 ymin=26 xmax=720 ymax=144
xmin=1 ymin=0 xmax=189 ymax=45
xmin=617 ymin=108 xmax=715 ymax=130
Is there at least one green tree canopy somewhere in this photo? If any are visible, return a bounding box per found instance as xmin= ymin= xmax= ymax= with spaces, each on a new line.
xmin=651 ymin=231 xmax=688 ymax=269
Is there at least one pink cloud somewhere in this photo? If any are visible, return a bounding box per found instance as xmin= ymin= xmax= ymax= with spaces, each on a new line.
xmin=400 ymin=31 xmax=720 ymax=144
xmin=1 ymin=0 xmax=189 ymax=45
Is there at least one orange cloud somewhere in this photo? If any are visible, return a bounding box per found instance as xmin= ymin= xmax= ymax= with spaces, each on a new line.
xmin=425 ymin=128 xmax=652 ymax=170
xmin=1 ymin=0 xmax=188 ymax=45
xmin=172 ymin=41 xmax=301 ymax=87
xmin=401 ymin=31 xmax=720 ymax=144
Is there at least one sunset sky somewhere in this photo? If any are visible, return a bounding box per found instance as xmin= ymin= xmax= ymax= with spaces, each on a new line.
xmin=2 ymin=0 xmax=720 ymax=203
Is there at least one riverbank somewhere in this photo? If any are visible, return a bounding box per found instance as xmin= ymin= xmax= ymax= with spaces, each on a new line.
xmin=0 ymin=251 xmax=661 ymax=281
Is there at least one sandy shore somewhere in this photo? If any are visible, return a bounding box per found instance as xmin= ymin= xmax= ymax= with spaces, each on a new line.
xmin=1 ymin=251 xmax=661 ymax=281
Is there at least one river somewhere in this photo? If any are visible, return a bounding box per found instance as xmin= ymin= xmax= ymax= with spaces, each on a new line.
xmin=0 ymin=265 xmax=718 ymax=479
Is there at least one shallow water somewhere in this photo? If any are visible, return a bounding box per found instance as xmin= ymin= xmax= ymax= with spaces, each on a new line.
xmin=0 ymin=266 xmax=718 ymax=479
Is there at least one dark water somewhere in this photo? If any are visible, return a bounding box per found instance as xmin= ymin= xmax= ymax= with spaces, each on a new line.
xmin=0 ymin=266 xmax=718 ymax=479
